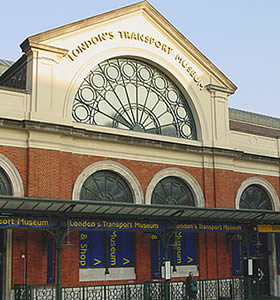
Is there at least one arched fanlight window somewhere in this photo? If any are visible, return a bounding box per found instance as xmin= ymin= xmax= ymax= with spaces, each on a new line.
xmin=0 ymin=168 xmax=12 ymax=195
xmin=151 ymin=176 xmax=195 ymax=206
xmin=73 ymin=58 xmax=197 ymax=140
xmin=239 ymin=184 xmax=272 ymax=210
xmin=80 ymin=170 xmax=133 ymax=203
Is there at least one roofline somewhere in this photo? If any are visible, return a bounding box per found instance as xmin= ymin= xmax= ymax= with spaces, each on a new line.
xmin=20 ymin=1 xmax=237 ymax=92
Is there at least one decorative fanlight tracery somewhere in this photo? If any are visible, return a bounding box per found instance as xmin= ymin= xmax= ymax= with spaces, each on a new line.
xmin=73 ymin=58 xmax=197 ymax=140
xmin=239 ymin=184 xmax=272 ymax=210
xmin=151 ymin=176 xmax=195 ymax=206
xmin=0 ymin=168 xmax=12 ymax=195
xmin=80 ymin=170 xmax=133 ymax=203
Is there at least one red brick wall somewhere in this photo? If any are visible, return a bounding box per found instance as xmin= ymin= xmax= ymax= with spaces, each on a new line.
xmin=1 ymin=145 xmax=279 ymax=285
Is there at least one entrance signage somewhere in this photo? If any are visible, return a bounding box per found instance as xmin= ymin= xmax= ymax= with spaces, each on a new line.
xmin=79 ymin=231 xmax=133 ymax=268
xmin=67 ymin=30 xmax=205 ymax=89
xmin=258 ymin=224 xmax=280 ymax=233
xmin=72 ymin=217 xmax=246 ymax=233
xmin=70 ymin=218 xmax=163 ymax=231
xmin=0 ymin=216 xmax=56 ymax=228
xmin=175 ymin=222 xmax=246 ymax=233
xmin=174 ymin=232 xmax=196 ymax=266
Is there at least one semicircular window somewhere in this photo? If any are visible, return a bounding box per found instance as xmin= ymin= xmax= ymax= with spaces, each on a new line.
xmin=80 ymin=170 xmax=133 ymax=203
xmin=72 ymin=58 xmax=197 ymax=140
xmin=151 ymin=176 xmax=195 ymax=206
xmin=239 ymin=184 xmax=272 ymax=210
xmin=0 ymin=168 xmax=12 ymax=195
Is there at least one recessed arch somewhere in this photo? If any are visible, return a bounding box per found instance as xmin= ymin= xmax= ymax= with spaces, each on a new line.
xmin=72 ymin=160 xmax=144 ymax=204
xmin=145 ymin=168 xmax=205 ymax=207
xmin=235 ymin=177 xmax=279 ymax=211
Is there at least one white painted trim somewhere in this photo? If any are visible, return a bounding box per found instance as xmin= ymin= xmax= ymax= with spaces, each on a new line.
xmin=235 ymin=176 xmax=280 ymax=211
xmin=145 ymin=168 xmax=205 ymax=207
xmin=72 ymin=160 xmax=144 ymax=204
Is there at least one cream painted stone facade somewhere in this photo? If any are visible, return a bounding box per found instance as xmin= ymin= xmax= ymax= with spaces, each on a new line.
xmin=0 ymin=1 xmax=280 ymax=298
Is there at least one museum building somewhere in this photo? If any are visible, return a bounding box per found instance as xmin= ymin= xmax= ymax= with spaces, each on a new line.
xmin=0 ymin=1 xmax=280 ymax=299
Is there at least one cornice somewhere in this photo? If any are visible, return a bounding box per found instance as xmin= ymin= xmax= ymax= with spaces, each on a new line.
xmin=20 ymin=40 xmax=69 ymax=57
xmin=0 ymin=117 xmax=278 ymax=165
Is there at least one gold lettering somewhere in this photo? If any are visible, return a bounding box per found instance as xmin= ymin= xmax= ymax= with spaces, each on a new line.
xmin=155 ymin=40 xmax=161 ymax=48
xmin=166 ymin=47 xmax=173 ymax=54
xmin=137 ymin=33 xmax=145 ymax=41
xmin=161 ymin=43 xmax=167 ymax=52
xmin=91 ymin=36 xmax=99 ymax=44
xmin=124 ymin=31 xmax=131 ymax=39
xmin=108 ymin=32 xmax=115 ymax=39
xmin=72 ymin=48 xmax=80 ymax=57
xmin=118 ymin=31 xmax=125 ymax=38
xmin=131 ymin=32 xmax=137 ymax=40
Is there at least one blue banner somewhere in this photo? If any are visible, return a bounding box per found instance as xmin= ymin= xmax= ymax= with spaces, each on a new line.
xmin=0 ymin=216 xmax=56 ymax=228
xmin=92 ymin=231 xmax=105 ymax=267
xmin=276 ymin=234 xmax=280 ymax=274
xmin=120 ymin=231 xmax=133 ymax=267
xmin=79 ymin=231 xmax=134 ymax=269
xmin=232 ymin=240 xmax=244 ymax=276
xmin=174 ymin=232 xmax=196 ymax=265
xmin=150 ymin=234 xmax=162 ymax=279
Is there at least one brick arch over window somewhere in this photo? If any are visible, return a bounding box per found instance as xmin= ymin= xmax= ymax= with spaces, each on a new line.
xmin=235 ymin=177 xmax=279 ymax=211
xmin=72 ymin=161 xmax=144 ymax=204
xmin=145 ymin=168 xmax=205 ymax=207
xmin=0 ymin=153 xmax=24 ymax=197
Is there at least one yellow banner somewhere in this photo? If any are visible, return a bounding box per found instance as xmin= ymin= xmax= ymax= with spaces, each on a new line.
xmin=258 ymin=224 xmax=280 ymax=232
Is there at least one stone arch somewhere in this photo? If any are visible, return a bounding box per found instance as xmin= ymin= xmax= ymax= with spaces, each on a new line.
xmin=0 ymin=153 xmax=24 ymax=197
xmin=72 ymin=160 xmax=144 ymax=204
xmin=145 ymin=168 xmax=205 ymax=207
xmin=235 ymin=176 xmax=279 ymax=211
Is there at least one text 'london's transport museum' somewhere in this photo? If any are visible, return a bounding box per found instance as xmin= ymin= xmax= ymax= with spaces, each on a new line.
xmin=1 ymin=1 xmax=280 ymax=300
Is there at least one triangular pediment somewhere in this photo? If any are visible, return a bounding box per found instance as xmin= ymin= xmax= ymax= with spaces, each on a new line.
xmin=20 ymin=1 xmax=236 ymax=92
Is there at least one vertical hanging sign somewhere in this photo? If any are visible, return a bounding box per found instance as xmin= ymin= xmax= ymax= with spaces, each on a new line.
xmin=276 ymin=233 xmax=280 ymax=274
xmin=174 ymin=232 xmax=196 ymax=265
xmin=232 ymin=240 xmax=244 ymax=276
xmin=108 ymin=231 xmax=119 ymax=267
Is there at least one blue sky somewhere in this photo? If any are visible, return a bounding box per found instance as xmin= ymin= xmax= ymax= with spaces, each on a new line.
xmin=1 ymin=0 xmax=279 ymax=117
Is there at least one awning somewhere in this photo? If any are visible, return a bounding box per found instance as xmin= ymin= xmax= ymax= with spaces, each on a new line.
xmin=0 ymin=195 xmax=280 ymax=225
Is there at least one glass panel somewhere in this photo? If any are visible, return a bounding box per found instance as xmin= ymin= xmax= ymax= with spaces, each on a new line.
xmin=239 ymin=184 xmax=272 ymax=210
xmin=0 ymin=168 xmax=12 ymax=195
xmin=151 ymin=176 xmax=195 ymax=206
xmin=73 ymin=58 xmax=197 ymax=140
xmin=80 ymin=170 xmax=133 ymax=203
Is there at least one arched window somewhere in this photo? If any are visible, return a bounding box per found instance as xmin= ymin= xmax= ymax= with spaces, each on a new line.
xmin=0 ymin=168 xmax=12 ymax=195
xmin=80 ymin=170 xmax=133 ymax=203
xmin=239 ymin=184 xmax=272 ymax=210
xmin=72 ymin=58 xmax=197 ymax=140
xmin=151 ymin=176 xmax=195 ymax=206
